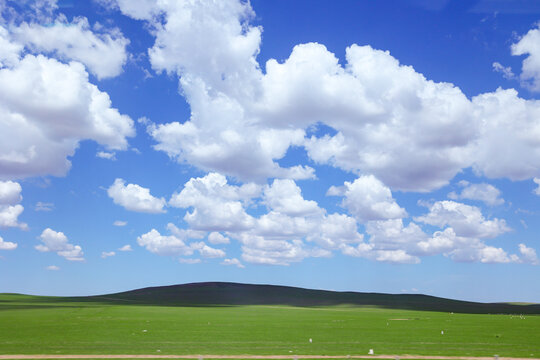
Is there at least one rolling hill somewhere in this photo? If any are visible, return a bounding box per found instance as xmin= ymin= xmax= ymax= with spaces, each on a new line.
xmin=84 ymin=281 xmax=540 ymax=314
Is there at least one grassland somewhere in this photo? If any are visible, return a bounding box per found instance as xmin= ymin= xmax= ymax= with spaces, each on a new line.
xmin=1 ymin=289 xmax=539 ymax=358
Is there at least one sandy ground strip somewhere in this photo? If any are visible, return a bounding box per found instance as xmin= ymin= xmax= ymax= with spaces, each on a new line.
xmin=0 ymin=355 xmax=537 ymax=360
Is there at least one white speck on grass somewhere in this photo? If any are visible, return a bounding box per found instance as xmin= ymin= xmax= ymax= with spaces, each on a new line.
xmin=142 ymin=330 xmax=147 ymax=332
xmin=309 ymin=338 xmax=312 ymax=343
xmin=441 ymin=330 xmax=444 ymax=335
xmin=368 ymin=349 xmax=374 ymax=355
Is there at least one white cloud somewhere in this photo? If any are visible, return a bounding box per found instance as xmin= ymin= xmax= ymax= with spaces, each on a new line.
xmin=103 ymin=0 xmax=540 ymax=193
xmin=518 ymin=243 xmax=539 ymax=265
xmin=0 ymin=235 xmax=17 ymax=250
xmin=113 ymin=220 xmax=127 ymax=227
xmin=101 ymin=251 xmax=115 ymax=258
xmin=0 ymin=54 xmax=134 ymax=180
xmin=415 ymin=200 xmax=510 ymax=239
xmin=133 ymin=0 xmax=315 ymax=182
xmin=449 ymin=243 xmax=513 ymax=264
xmin=97 ymin=151 xmax=116 ymax=160
xmin=45 ymin=265 xmax=59 ymax=271
xmin=365 ymin=219 xmax=428 ymax=252
xmin=118 ymin=244 xmax=132 ymax=252
xmin=137 ymin=228 xmax=195 ymax=257
xmin=415 ymin=227 xmax=510 ymax=263
xmin=166 ymin=222 xmax=206 ymax=240
xmin=35 ymin=201 xmax=54 ymax=212
xmin=0 ymin=204 xmax=26 ymax=229
xmin=336 ymin=175 xmax=407 ymax=223
xmin=169 ymin=173 xmax=257 ymax=231
xmin=263 ymin=179 xmax=321 ymax=216
xmin=221 ymin=258 xmax=245 ymax=268
xmin=373 ymin=249 xmax=420 ymax=264
xmin=179 ymin=258 xmax=201 ymax=264
xmin=12 ymin=17 xmax=129 ymax=79
xmin=0 ymin=26 xmax=23 ymax=67
xmin=0 ymin=180 xmax=26 ymax=229
xmin=512 ymin=25 xmax=540 ymax=91
xmin=238 ymin=235 xmax=312 ymax=266
xmin=469 ymin=88 xmax=540 ymax=181
xmin=191 ymin=242 xmax=226 ymax=258
xmin=492 ymin=62 xmax=515 ymax=80
xmin=35 ymin=228 xmax=84 ymax=261
xmin=108 ymin=178 xmax=166 ymax=214
xmin=137 ymin=173 xmax=530 ymax=266
xmin=272 ymin=43 xmax=475 ymax=192
xmin=68 ymin=0 xmax=540 ymax=268
xmin=308 ymin=213 xmax=364 ymax=249
xmin=448 ymin=182 xmax=504 ymax=206
xmin=208 ymin=232 xmax=230 ymax=245
xmin=340 ymin=242 xmax=420 ymax=264
xmin=138 ymin=224 xmax=224 ymax=260
xmin=534 ymin=178 xmax=540 ymax=195
xmin=0 ymin=180 xmax=21 ymax=205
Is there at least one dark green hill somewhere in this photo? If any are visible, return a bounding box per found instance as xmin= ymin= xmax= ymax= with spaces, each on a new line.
xmin=87 ymin=281 xmax=540 ymax=314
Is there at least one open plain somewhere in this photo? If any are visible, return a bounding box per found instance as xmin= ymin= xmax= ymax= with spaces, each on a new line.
xmin=1 ymin=284 xmax=539 ymax=359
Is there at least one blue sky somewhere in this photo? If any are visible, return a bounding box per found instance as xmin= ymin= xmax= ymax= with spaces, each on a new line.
xmin=1 ymin=0 xmax=540 ymax=302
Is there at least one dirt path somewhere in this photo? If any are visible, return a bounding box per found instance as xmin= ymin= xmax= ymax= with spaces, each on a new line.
xmin=0 ymin=355 xmax=537 ymax=360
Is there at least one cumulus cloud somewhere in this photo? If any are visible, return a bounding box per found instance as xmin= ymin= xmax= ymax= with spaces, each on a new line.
xmin=0 ymin=54 xmax=134 ymax=180
xmin=0 ymin=26 xmax=23 ymax=68
xmin=45 ymin=265 xmax=59 ymax=271
xmin=512 ymin=25 xmax=540 ymax=91
xmin=137 ymin=228 xmax=194 ymax=257
xmin=0 ymin=180 xmax=21 ymax=205
xmin=137 ymin=171 xmax=535 ymax=266
xmin=98 ymin=0 xmax=540 ymax=266
xmin=415 ymin=200 xmax=510 ymax=239
xmin=221 ymin=258 xmax=245 ymax=268
xmin=12 ymin=16 xmax=129 ymax=79
xmin=0 ymin=235 xmax=17 ymax=250
xmin=334 ymin=175 xmax=407 ymax=223
xmin=113 ymin=220 xmax=127 ymax=226
xmin=518 ymin=243 xmax=539 ymax=265
xmin=169 ymin=172 xmax=257 ymax=231
xmin=469 ymin=88 xmax=540 ymax=181
xmin=35 ymin=228 xmax=84 ymax=261
xmin=208 ymin=232 xmax=230 ymax=245
xmin=192 ymin=242 xmax=226 ymax=258
xmin=74 ymin=0 xmax=540 ymax=194
xmin=137 ymin=224 xmax=225 ymax=260
xmin=166 ymin=173 xmax=364 ymax=265
xmin=0 ymin=180 xmax=27 ymax=229
xmin=108 ymin=178 xmax=166 ymax=214
xmin=263 ymin=179 xmax=321 ymax=216
xmin=448 ymin=182 xmax=504 ymax=206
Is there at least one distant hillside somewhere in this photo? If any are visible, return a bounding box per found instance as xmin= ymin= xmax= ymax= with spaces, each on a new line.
xmin=89 ymin=281 xmax=540 ymax=314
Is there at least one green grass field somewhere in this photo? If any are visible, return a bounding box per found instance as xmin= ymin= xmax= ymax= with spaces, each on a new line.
xmin=1 ymin=293 xmax=539 ymax=358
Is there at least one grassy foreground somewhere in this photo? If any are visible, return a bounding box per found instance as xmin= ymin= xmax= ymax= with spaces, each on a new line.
xmin=0 ymin=294 xmax=539 ymax=357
